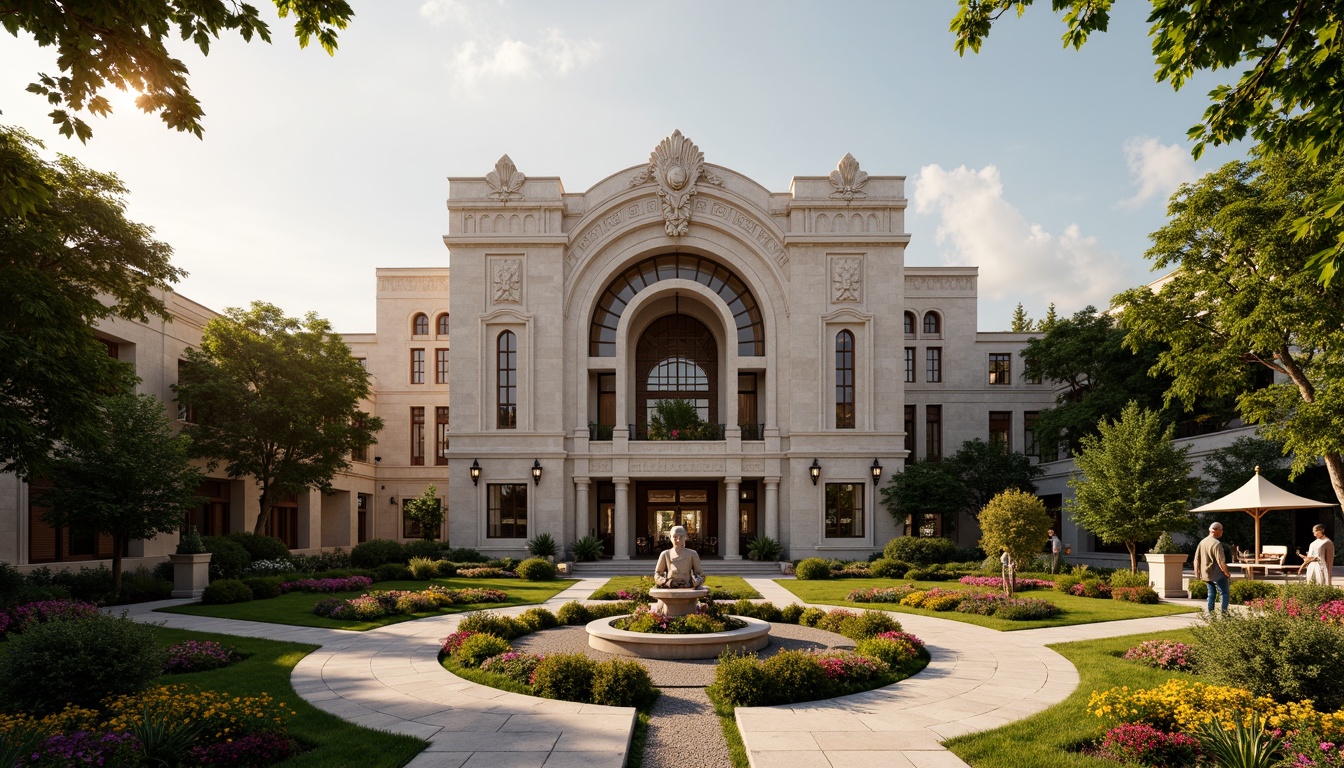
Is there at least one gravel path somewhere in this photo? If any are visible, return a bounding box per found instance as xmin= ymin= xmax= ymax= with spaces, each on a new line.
xmin=511 ymin=622 xmax=856 ymax=767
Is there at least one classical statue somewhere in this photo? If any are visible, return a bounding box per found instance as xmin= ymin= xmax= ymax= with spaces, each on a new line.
xmin=653 ymin=525 xmax=705 ymax=589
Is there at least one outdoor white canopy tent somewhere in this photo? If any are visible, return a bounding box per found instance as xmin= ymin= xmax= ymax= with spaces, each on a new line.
xmin=1190 ymin=467 xmax=1335 ymax=564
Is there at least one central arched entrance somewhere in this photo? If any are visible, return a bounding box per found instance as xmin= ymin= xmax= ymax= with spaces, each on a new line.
xmin=635 ymin=313 xmax=718 ymax=435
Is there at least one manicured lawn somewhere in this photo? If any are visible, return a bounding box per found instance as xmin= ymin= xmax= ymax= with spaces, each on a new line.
xmin=777 ymin=578 xmax=1196 ymax=630
xmin=589 ymin=575 xmax=762 ymax=600
xmin=945 ymin=628 xmax=1196 ymax=767
xmin=158 ymin=577 xmax=577 ymax=630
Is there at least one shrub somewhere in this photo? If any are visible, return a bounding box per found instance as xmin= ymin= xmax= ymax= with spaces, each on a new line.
xmin=1191 ymin=610 xmax=1344 ymax=710
xmin=1098 ymin=723 xmax=1202 ymax=767
xmin=459 ymin=611 xmax=528 ymax=640
xmin=458 ymin=567 xmax=514 ymax=578
xmin=883 ymin=536 xmax=957 ymax=566
xmin=745 ymin=536 xmax=783 ymax=562
xmin=201 ymin=536 xmax=250 ymax=581
xmin=993 ymin=597 xmax=1061 ymax=620
xmin=730 ymin=599 xmax=782 ymax=622
xmin=454 ymin=634 xmax=511 ymax=668
xmin=407 ymin=556 xmax=440 ymax=580
xmin=374 ymin=562 xmax=412 ymax=582
xmin=226 ymin=532 xmax=292 ymax=563
xmin=779 ymin=604 xmax=804 ymax=624
xmin=403 ymin=539 xmax=447 ymax=561
xmin=837 ymin=610 xmax=902 ymax=639
xmin=164 ymin=640 xmax=243 ymax=674
xmin=187 ymin=732 xmax=298 ymax=767
xmin=1286 ymin=582 xmax=1344 ymax=609
xmin=445 ymin=548 xmax=489 ymax=563
xmin=531 ymin=653 xmax=597 ymax=702
xmin=515 ymin=557 xmax=557 ymax=581
xmin=795 ymin=558 xmax=830 ymax=580
xmin=557 ymin=601 xmax=593 ymax=625
xmin=856 ymin=636 xmax=920 ymax=670
xmin=518 ymin=607 xmax=559 ymax=632
xmin=0 ymin=612 xmax=167 ymax=713
xmin=241 ymin=576 xmax=283 ymax=600
xmin=1111 ymin=586 xmax=1160 ymax=604
xmin=797 ymin=607 xmax=826 ymax=627
xmin=289 ymin=548 xmax=353 ymax=573
xmin=115 ymin=567 xmax=173 ymax=604
xmin=201 ymin=579 xmax=253 ymax=605
xmin=241 ymin=558 xmax=297 ymax=577
xmin=762 ymin=650 xmax=828 ymax=703
xmin=1053 ymin=573 xmax=1083 ymax=593
xmin=869 ymin=558 xmax=908 ymax=579
xmin=394 ymin=592 xmax=439 ymax=614
xmin=1230 ymin=580 xmax=1280 ymax=605
xmin=1123 ymin=640 xmax=1193 ymax=671
xmin=526 ymin=532 xmax=559 ymax=558
xmin=351 ymin=539 xmax=406 ymax=568
xmin=570 ymin=536 xmax=604 ymax=562
xmin=1189 ymin=581 xmax=1208 ymax=599
xmin=479 ymin=651 xmax=546 ymax=685
xmin=591 ymin=658 xmax=657 ymax=708
xmin=435 ymin=560 xmax=458 ymax=578
xmin=279 ymin=575 xmax=373 ymax=593
xmin=4 ymin=599 xmax=102 ymax=636
xmin=711 ymin=653 xmax=772 ymax=707
xmin=1109 ymin=570 xmax=1151 ymax=588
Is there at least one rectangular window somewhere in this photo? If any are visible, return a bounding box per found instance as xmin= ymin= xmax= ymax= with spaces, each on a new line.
xmin=926 ymin=405 xmax=942 ymax=461
xmin=435 ymin=406 xmax=450 ymax=466
xmin=497 ymin=332 xmax=517 ymax=429
xmin=410 ymin=349 xmax=425 ymax=385
xmin=351 ymin=418 xmax=367 ymax=463
xmin=436 ymin=349 xmax=449 ymax=384
xmin=904 ymin=405 xmax=916 ymax=456
xmin=410 ymin=406 xmax=425 ymax=466
xmin=185 ymin=479 xmax=230 ymax=537
xmin=904 ymin=347 xmax=915 ymax=383
xmin=357 ymin=493 xmax=369 ymax=543
xmin=265 ymin=495 xmax=299 ymax=549
xmin=1024 ymin=411 xmax=1040 ymax=457
xmin=488 ymin=483 xmax=528 ymax=538
xmin=989 ymin=353 xmax=1011 ymax=385
xmin=738 ymin=373 xmax=760 ymax=439
xmin=176 ymin=359 xmax=196 ymax=423
xmin=403 ymin=497 xmax=441 ymax=539
xmin=824 ymin=483 xmax=864 ymax=538
xmin=926 ymin=347 xmax=942 ymax=383
xmin=989 ymin=411 xmax=1012 ymax=450
xmin=835 ymin=331 xmax=855 ymax=429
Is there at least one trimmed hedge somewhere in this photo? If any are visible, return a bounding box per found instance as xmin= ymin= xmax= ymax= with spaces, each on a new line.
xmin=201 ymin=579 xmax=253 ymax=605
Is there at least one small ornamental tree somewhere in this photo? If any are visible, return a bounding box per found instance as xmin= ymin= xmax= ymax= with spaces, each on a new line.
xmin=978 ymin=489 xmax=1052 ymax=596
xmin=403 ymin=485 xmax=444 ymax=542
xmin=1067 ymin=402 xmax=1197 ymax=572
xmin=881 ymin=439 xmax=1042 ymax=538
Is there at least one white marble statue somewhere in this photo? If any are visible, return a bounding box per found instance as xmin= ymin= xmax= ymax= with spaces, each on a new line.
xmin=653 ymin=525 xmax=705 ymax=589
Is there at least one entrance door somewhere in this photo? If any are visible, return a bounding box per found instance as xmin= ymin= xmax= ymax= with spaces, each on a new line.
xmin=737 ymin=481 xmax=758 ymax=557
xmin=636 ymin=483 xmax=718 ymax=556
xmin=596 ymin=481 xmax=615 ymax=558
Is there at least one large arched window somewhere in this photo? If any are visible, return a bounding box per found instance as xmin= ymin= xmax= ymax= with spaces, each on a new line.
xmin=590 ymin=253 xmax=764 ymax=357
xmin=922 ymin=311 xmax=941 ymax=336
xmin=436 ymin=313 xmax=450 ymax=337
xmin=412 ymin=313 xmax=429 ymax=336
xmin=903 ymin=311 xmax=915 ymax=336
xmin=636 ymin=314 xmax=717 ymax=430
xmin=496 ymin=331 xmax=517 ymax=429
xmin=836 ymin=330 xmax=855 ymax=429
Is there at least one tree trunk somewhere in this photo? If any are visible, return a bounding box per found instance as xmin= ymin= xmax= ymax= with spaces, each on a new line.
xmin=1324 ymin=453 xmax=1344 ymax=513
xmin=253 ymin=488 xmax=271 ymax=535
xmin=1127 ymin=542 xmax=1138 ymax=573
xmin=1280 ymin=350 xmax=1344 ymax=511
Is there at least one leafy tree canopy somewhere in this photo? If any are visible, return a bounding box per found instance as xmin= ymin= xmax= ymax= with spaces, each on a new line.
xmin=1115 ymin=152 xmax=1344 ymax=511
xmin=951 ymin=1 xmax=1344 ymax=283
xmin=881 ymin=438 xmax=1043 ymax=537
xmin=175 ymin=301 xmax=382 ymax=535
xmin=39 ymin=392 xmax=201 ymax=593
xmin=978 ymin=488 xmax=1052 ymax=595
xmin=3 ymin=0 xmax=353 ymax=145
xmin=403 ymin=485 xmax=444 ymax=543
xmin=0 ymin=126 xmax=181 ymax=478
xmin=1067 ymin=401 xmax=1197 ymax=571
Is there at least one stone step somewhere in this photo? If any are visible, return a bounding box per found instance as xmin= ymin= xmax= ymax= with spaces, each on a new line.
xmin=569 ymin=560 xmax=786 ymax=578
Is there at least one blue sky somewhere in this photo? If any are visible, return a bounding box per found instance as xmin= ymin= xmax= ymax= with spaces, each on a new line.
xmin=1 ymin=1 xmax=1248 ymax=332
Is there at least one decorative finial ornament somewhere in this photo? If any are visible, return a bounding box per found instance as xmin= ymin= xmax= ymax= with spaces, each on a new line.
xmin=486 ymin=154 xmax=525 ymax=200
xmin=1255 ymin=466 xmax=1261 ymax=474
xmin=829 ymin=153 xmax=869 ymax=200
xmin=629 ymin=130 xmax=723 ymax=237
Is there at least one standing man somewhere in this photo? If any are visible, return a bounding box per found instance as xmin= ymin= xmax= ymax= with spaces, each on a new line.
xmin=1048 ymin=529 xmax=1063 ymax=574
xmin=1193 ymin=522 xmax=1232 ymax=612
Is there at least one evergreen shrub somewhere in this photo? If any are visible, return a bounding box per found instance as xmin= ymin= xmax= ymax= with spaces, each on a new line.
xmin=531 ymin=653 xmax=597 ymax=702
xmin=0 ymin=613 xmax=166 ymax=713
xmin=454 ymin=634 xmax=511 ymax=668
xmin=795 ymin=558 xmax=830 ymax=580
xmin=870 ymin=558 xmax=909 ymax=579
xmin=226 ymin=533 xmax=291 ymax=564
xmin=201 ymin=579 xmax=252 ymax=605
xmin=201 ymin=536 xmax=250 ymax=581
xmin=883 ymin=536 xmax=957 ymax=566
xmin=591 ymin=659 xmax=657 ymax=708
xmin=515 ymin=558 xmax=557 ymax=581
xmin=351 ymin=539 xmax=406 ymax=568
xmin=240 ymin=576 xmax=282 ymax=600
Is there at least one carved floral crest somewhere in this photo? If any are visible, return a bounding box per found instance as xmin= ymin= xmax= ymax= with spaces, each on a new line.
xmin=832 ymin=258 xmax=862 ymax=303
xmin=829 ymin=153 xmax=869 ymax=200
xmin=629 ymin=130 xmax=723 ymax=237
xmin=486 ymin=155 xmax=525 ymax=201
xmin=493 ymin=259 xmax=521 ymax=303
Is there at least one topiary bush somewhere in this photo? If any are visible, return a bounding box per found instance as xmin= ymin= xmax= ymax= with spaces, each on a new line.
xmin=351 ymin=539 xmax=406 ymax=568
xmin=761 ymin=650 xmax=827 ymax=703
xmin=0 ymin=612 xmax=167 ymax=713
xmin=1188 ymin=581 xmax=1208 ymax=599
xmin=870 ymin=558 xmax=909 ymax=579
xmin=711 ymin=653 xmax=772 ymax=707
xmin=459 ymin=611 xmax=529 ymax=640
xmin=883 ymin=536 xmax=957 ymax=567
xmin=557 ymin=601 xmax=593 ymax=625
xmin=518 ymin=607 xmax=559 ymax=632
xmin=201 ymin=579 xmax=253 ymax=605
xmin=836 ymin=610 xmax=902 ymax=639
xmin=454 ymin=634 xmax=511 ymax=668
xmin=1192 ymin=610 xmax=1344 ymax=710
xmin=531 ymin=653 xmax=597 ymax=702
xmin=240 ymin=576 xmax=282 ymax=600
xmin=515 ymin=557 xmax=557 ymax=581
xmin=779 ymin=604 xmax=804 ymax=624
xmin=591 ymin=658 xmax=658 ymax=708
xmin=226 ymin=532 xmax=292 ymax=563
xmin=201 ymin=536 xmax=250 ymax=581
xmin=1230 ymin=580 xmax=1280 ymax=605
xmin=797 ymin=607 xmax=826 ymax=627
xmin=795 ymin=558 xmax=830 ymax=580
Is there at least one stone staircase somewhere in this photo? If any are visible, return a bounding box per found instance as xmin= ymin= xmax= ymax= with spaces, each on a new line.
xmin=569 ymin=559 xmax=787 ymax=578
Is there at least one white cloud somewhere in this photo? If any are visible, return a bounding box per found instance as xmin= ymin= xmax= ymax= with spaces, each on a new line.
xmin=912 ymin=164 xmax=1124 ymax=311
xmin=419 ymin=2 xmax=599 ymax=90
xmin=1121 ymin=136 xmax=1198 ymax=207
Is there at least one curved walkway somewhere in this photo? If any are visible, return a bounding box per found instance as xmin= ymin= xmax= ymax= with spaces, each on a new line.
xmin=118 ymin=578 xmax=1204 ymax=768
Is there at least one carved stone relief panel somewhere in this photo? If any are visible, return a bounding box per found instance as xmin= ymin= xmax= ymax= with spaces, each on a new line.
xmin=829 ymin=153 xmax=869 ymax=200
xmin=464 ymin=211 xmax=544 ymax=235
xmin=628 ymin=130 xmax=723 ymax=237
xmin=377 ymin=276 xmax=451 ymax=293
xmin=486 ymin=154 xmax=525 ymax=201
xmin=831 ymin=256 xmax=863 ymax=304
xmin=589 ymin=459 xmax=613 ymax=473
xmin=491 ymin=258 xmax=523 ymax=304
xmin=906 ymin=276 xmax=976 ymax=293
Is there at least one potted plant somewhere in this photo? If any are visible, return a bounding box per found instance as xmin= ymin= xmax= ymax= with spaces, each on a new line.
xmin=1144 ymin=531 xmax=1189 ymax=598
xmin=169 ymin=525 xmax=213 ymax=599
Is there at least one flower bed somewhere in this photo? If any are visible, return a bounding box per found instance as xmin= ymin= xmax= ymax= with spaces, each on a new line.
xmin=279 ymin=575 xmax=373 ymax=594
xmin=958 ymin=576 xmax=1055 ymax=590
xmin=312 ymin=586 xmax=508 ymax=621
xmin=1122 ymin=640 xmax=1192 ymax=671
xmin=847 ymin=585 xmax=1061 ymax=620
xmin=0 ymin=599 xmax=102 ymax=638
xmin=1089 ymin=679 xmax=1344 ymax=738
xmin=457 ymin=567 xmax=516 ymax=578
xmin=609 ymin=604 xmax=747 ymax=634
xmin=165 ymin=639 xmax=244 ymax=674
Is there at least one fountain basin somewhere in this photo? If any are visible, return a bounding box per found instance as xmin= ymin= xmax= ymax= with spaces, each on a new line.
xmin=585 ymin=615 xmax=770 ymax=660
xmin=649 ymin=586 xmax=709 ymax=617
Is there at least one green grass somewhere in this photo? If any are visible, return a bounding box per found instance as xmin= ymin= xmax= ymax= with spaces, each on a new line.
xmin=945 ymin=628 xmax=1197 ymax=767
xmin=707 ymin=687 xmax=750 ymax=768
xmin=589 ymin=575 xmax=762 ymax=600
xmin=157 ymin=577 xmax=577 ymax=630
xmin=776 ymin=578 xmax=1196 ymax=630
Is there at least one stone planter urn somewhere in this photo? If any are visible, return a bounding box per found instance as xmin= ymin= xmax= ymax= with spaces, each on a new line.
xmin=169 ymin=553 xmax=212 ymax=599
xmin=1144 ymin=553 xmax=1189 ymax=599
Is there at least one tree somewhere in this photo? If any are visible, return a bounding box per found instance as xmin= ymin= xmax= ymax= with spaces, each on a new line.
xmin=3 ymin=1 xmax=353 ymax=147
xmin=1067 ymin=402 xmax=1197 ymax=572
xmin=978 ymin=489 xmax=1052 ymax=595
xmin=1010 ymin=303 xmax=1033 ymax=332
xmin=1115 ymin=153 xmax=1344 ymax=512
xmin=951 ymin=1 xmax=1344 ymax=284
xmin=37 ymin=392 xmax=201 ymax=594
xmin=1038 ymin=302 xmax=1059 ymax=332
xmin=0 ymin=127 xmax=182 ymax=479
xmin=175 ymin=301 xmax=382 ymax=535
xmin=881 ymin=439 xmax=1043 ymax=537
xmin=403 ymin=485 xmax=444 ymax=542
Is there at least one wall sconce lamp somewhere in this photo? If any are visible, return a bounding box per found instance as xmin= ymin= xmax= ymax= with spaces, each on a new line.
xmin=809 ymin=458 xmax=821 ymax=486
xmin=531 ymin=459 xmax=543 ymax=486
xmin=470 ymin=459 xmax=481 ymax=486
xmin=871 ymin=458 xmax=884 ymax=485
xmin=374 ymin=456 xmax=382 ymax=463
xmin=389 ymin=496 xmax=396 ymax=506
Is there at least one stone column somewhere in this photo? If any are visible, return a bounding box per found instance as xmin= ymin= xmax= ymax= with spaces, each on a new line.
xmin=574 ymin=478 xmax=590 ymax=543
xmin=614 ymin=477 xmax=630 ymax=560
xmin=724 ymin=478 xmax=742 ymax=560
xmin=764 ymin=477 xmax=780 ymax=541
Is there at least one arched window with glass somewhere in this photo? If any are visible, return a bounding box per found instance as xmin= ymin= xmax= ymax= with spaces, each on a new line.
xmin=903 ymin=311 xmax=915 ymax=337
xmin=496 ymin=330 xmax=517 ymax=429
xmin=922 ymin=311 xmax=941 ymax=336
xmin=835 ymin=330 xmax=855 ymax=429
xmin=412 ymin=313 xmax=429 ymax=336
xmin=436 ymin=313 xmax=450 ymax=337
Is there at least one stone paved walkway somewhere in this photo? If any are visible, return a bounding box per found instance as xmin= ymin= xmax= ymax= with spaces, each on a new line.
xmin=118 ymin=576 xmax=1205 ymax=768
